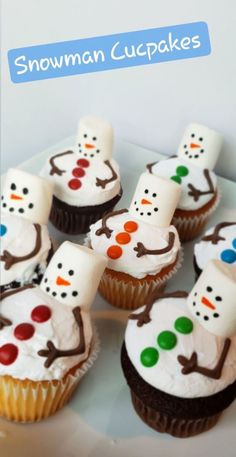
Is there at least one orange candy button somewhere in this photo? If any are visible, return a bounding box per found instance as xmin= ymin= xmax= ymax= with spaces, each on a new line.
xmin=124 ymin=221 xmax=138 ymax=233
xmin=116 ymin=232 xmax=131 ymax=244
xmin=107 ymin=245 xmax=123 ymax=259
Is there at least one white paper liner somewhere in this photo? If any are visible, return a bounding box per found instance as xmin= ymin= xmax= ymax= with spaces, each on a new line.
xmin=0 ymin=326 xmax=100 ymax=423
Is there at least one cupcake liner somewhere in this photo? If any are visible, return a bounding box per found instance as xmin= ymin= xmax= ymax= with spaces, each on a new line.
xmin=131 ymin=390 xmax=222 ymax=438
xmin=50 ymin=189 xmax=122 ymax=235
xmin=172 ymin=190 xmax=221 ymax=242
xmin=0 ymin=327 xmax=100 ymax=423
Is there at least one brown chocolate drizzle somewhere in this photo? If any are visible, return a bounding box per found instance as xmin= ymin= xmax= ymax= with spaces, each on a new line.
xmin=0 ymin=315 xmax=12 ymax=330
xmin=134 ymin=231 xmax=175 ymax=258
xmin=0 ymin=224 xmax=42 ymax=270
xmin=49 ymin=150 xmax=74 ymax=176
xmin=187 ymin=169 xmax=215 ymax=202
xmin=178 ymin=338 xmax=231 ymax=380
xmin=95 ymin=160 xmax=118 ymax=189
xmin=0 ymin=284 xmax=35 ymax=301
xmin=129 ymin=290 xmax=188 ymax=327
xmin=95 ymin=208 xmax=128 ymax=239
xmin=201 ymin=221 xmax=236 ymax=245
xmin=38 ymin=306 xmax=86 ymax=368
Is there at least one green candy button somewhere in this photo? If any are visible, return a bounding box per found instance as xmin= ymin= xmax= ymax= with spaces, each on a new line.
xmin=174 ymin=316 xmax=194 ymax=334
xmin=171 ymin=175 xmax=182 ymax=184
xmin=157 ymin=331 xmax=177 ymax=350
xmin=176 ymin=165 xmax=189 ymax=177
xmin=140 ymin=347 xmax=159 ymax=367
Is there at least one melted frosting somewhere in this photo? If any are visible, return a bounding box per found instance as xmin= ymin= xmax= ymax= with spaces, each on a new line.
xmin=89 ymin=212 xmax=180 ymax=279
xmin=0 ymin=287 xmax=92 ymax=381
xmin=40 ymin=151 xmax=121 ymax=206
xmin=151 ymin=157 xmax=217 ymax=210
xmin=0 ymin=214 xmax=51 ymax=287
xmin=125 ymin=297 xmax=236 ymax=398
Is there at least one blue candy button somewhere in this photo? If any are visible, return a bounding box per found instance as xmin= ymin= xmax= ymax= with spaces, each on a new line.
xmin=221 ymin=249 xmax=236 ymax=264
xmin=0 ymin=224 xmax=7 ymax=236
xmin=232 ymin=238 xmax=236 ymax=250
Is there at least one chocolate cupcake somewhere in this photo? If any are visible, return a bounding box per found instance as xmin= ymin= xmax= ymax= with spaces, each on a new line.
xmin=121 ymin=260 xmax=236 ymax=437
xmin=194 ymin=221 xmax=236 ymax=278
xmin=40 ymin=116 xmax=122 ymax=234
xmin=0 ymin=169 xmax=54 ymax=292
xmin=147 ymin=123 xmax=223 ymax=242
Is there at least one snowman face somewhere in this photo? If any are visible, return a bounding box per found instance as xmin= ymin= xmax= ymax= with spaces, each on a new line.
xmin=40 ymin=241 xmax=107 ymax=308
xmin=187 ymin=260 xmax=236 ymax=337
xmin=177 ymin=123 xmax=222 ymax=170
xmin=1 ymin=169 xmax=53 ymax=225
xmin=129 ymin=173 xmax=181 ymax=227
xmin=75 ymin=116 xmax=113 ymax=160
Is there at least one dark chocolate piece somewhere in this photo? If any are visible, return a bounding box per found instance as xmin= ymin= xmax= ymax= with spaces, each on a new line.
xmin=134 ymin=231 xmax=175 ymax=258
xmin=0 ymin=224 xmax=42 ymax=270
xmin=38 ymin=306 xmax=86 ymax=368
xmin=96 ymin=160 xmax=118 ymax=189
xmin=49 ymin=150 xmax=74 ymax=176
xmin=187 ymin=169 xmax=215 ymax=202
xmin=201 ymin=221 xmax=236 ymax=244
xmin=95 ymin=208 xmax=128 ymax=239
xmin=178 ymin=338 xmax=231 ymax=380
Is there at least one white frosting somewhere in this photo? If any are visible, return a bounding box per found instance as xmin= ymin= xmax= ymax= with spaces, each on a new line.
xmin=125 ymin=297 xmax=236 ymax=398
xmin=0 ymin=214 xmax=51 ymax=287
xmin=0 ymin=287 xmax=92 ymax=381
xmin=40 ymin=152 xmax=121 ymax=207
xmin=194 ymin=224 xmax=236 ymax=271
xmin=89 ymin=212 xmax=180 ymax=279
xmin=151 ymin=157 xmax=217 ymax=210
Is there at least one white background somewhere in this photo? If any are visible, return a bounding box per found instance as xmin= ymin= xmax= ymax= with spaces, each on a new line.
xmin=1 ymin=0 xmax=236 ymax=180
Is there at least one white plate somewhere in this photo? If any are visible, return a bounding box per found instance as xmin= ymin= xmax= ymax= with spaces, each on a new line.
xmin=1 ymin=139 xmax=236 ymax=457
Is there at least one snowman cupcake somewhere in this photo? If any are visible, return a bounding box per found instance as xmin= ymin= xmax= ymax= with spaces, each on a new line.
xmin=0 ymin=241 xmax=107 ymax=422
xmin=0 ymin=169 xmax=53 ymax=292
xmin=87 ymin=172 xmax=182 ymax=309
xmin=40 ymin=116 xmax=122 ymax=234
xmin=121 ymin=260 xmax=236 ymax=437
xmin=147 ymin=123 xmax=223 ymax=241
xmin=194 ymin=221 xmax=236 ymax=277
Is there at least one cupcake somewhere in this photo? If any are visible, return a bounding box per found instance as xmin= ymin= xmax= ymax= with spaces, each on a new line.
xmin=121 ymin=260 xmax=236 ymax=437
xmin=88 ymin=172 xmax=182 ymax=310
xmin=0 ymin=169 xmax=54 ymax=293
xmin=40 ymin=116 xmax=122 ymax=234
xmin=147 ymin=123 xmax=223 ymax=241
xmin=0 ymin=241 xmax=107 ymax=422
xmin=194 ymin=221 xmax=236 ymax=278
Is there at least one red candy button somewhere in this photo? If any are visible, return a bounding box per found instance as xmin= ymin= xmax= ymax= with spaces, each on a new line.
xmin=31 ymin=305 xmax=51 ymax=323
xmin=77 ymin=158 xmax=90 ymax=168
xmin=116 ymin=232 xmax=131 ymax=245
xmin=14 ymin=323 xmax=35 ymax=341
xmin=124 ymin=221 xmax=138 ymax=233
xmin=0 ymin=343 xmax=18 ymax=365
xmin=107 ymin=245 xmax=122 ymax=259
xmin=68 ymin=178 xmax=82 ymax=190
xmin=72 ymin=167 xmax=85 ymax=178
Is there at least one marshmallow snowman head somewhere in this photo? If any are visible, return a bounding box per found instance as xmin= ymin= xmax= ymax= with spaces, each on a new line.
xmin=1 ymin=168 xmax=53 ymax=225
xmin=75 ymin=116 xmax=114 ymax=160
xmin=129 ymin=172 xmax=181 ymax=227
xmin=177 ymin=123 xmax=223 ymax=170
xmin=40 ymin=241 xmax=108 ymax=308
xmin=187 ymin=260 xmax=236 ymax=337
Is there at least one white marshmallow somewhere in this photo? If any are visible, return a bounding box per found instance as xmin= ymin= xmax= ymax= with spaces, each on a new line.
xmin=40 ymin=241 xmax=107 ymax=308
xmin=1 ymin=168 xmax=53 ymax=225
xmin=75 ymin=116 xmax=113 ymax=160
xmin=177 ymin=123 xmax=223 ymax=170
xmin=129 ymin=172 xmax=181 ymax=227
xmin=187 ymin=260 xmax=236 ymax=337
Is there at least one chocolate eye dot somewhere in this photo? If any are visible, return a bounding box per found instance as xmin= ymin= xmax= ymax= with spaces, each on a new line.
xmin=52 ymin=292 xmax=57 ymax=297
xmin=154 ymin=207 xmax=158 ymax=212
xmin=152 ymin=193 xmax=157 ymax=197
xmin=134 ymin=201 xmax=137 ymax=205
xmin=44 ymin=278 xmax=48 ymax=283
xmin=57 ymin=263 xmax=62 ymax=269
xmin=196 ymin=311 xmax=200 ymax=316
xmin=68 ymin=270 xmax=74 ymax=276
xmin=213 ymin=313 xmax=220 ymax=318
xmin=200 ymin=149 xmax=204 ymax=153
xmin=10 ymin=183 xmax=16 ymax=190
xmin=191 ymin=133 xmax=195 ymax=138
xmin=144 ymin=189 xmax=148 ymax=194
xmin=72 ymin=291 xmax=78 ymax=297
xmin=204 ymin=316 xmax=209 ymax=321
xmin=199 ymin=137 xmax=203 ymax=141
xmin=140 ymin=212 xmax=144 ymax=216
xmin=83 ymin=134 xmax=87 ymax=138
xmin=92 ymin=137 xmax=97 ymax=141
xmin=19 ymin=208 xmax=24 ymax=213
xmin=28 ymin=203 xmax=34 ymax=209
xmin=215 ymin=296 xmax=222 ymax=301
xmin=194 ymin=292 xmax=197 ymax=296
xmin=46 ymin=287 xmax=50 ymax=292
xmin=61 ymin=292 xmax=67 ymax=298
xmin=96 ymin=149 xmax=100 ymax=153
xmin=206 ymin=286 xmax=212 ymax=292
xmin=184 ymin=144 xmax=187 ymax=148
xmin=9 ymin=207 xmax=14 ymax=212
xmin=147 ymin=212 xmax=151 ymax=216
xmin=23 ymin=188 xmax=28 ymax=195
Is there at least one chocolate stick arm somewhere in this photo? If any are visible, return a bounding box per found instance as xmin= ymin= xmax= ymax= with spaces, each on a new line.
xmin=0 ymin=224 xmax=42 ymax=270
xmin=0 ymin=315 xmax=12 ymax=330
xmin=178 ymin=338 xmax=231 ymax=380
xmin=134 ymin=232 xmax=175 ymax=258
xmin=95 ymin=208 xmax=128 ymax=239
xmin=49 ymin=150 xmax=74 ymax=176
xmin=96 ymin=160 xmax=118 ymax=189
xmin=38 ymin=306 xmax=86 ymax=368
xmin=0 ymin=284 xmax=35 ymax=302
xmin=146 ymin=162 xmax=158 ymax=173
xmin=202 ymin=221 xmax=236 ymax=245
xmin=188 ymin=169 xmax=215 ymax=202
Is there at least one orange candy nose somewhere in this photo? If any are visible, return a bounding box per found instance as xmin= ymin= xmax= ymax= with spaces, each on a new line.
xmin=201 ymin=296 xmax=215 ymax=310
xmin=56 ymin=276 xmax=71 ymax=286
xmin=190 ymin=143 xmax=200 ymax=149
xmin=141 ymin=198 xmax=151 ymax=205
xmin=107 ymin=245 xmax=122 ymax=259
xmin=10 ymin=193 xmax=23 ymax=200
xmin=116 ymin=232 xmax=131 ymax=245
xmin=85 ymin=143 xmax=95 ymax=149
xmin=124 ymin=221 xmax=138 ymax=233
